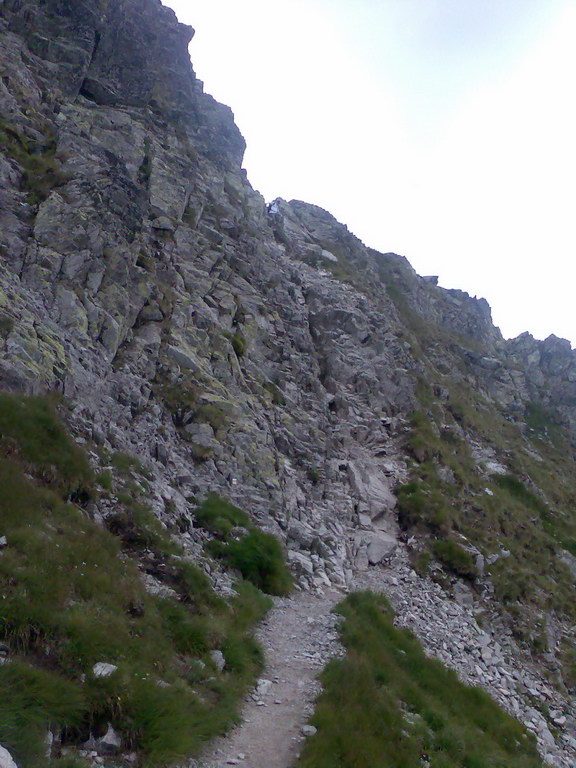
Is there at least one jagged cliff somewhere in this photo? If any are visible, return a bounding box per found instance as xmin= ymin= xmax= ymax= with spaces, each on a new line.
xmin=0 ymin=1 xmax=575 ymax=767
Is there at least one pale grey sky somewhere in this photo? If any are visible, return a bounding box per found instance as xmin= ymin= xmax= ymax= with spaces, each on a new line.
xmin=166 ymin=0 xmax=576 ymax=345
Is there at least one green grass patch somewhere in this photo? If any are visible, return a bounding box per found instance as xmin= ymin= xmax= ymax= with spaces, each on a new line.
xmin=432 ymin=540 xmax=477 ymax=580
xmin=110 ymin=450 xmax=152 ymax=480
xmin=195 ymin=493 xmax=292 ymax=596
xmin=397 ymin=400 xmax=576 ymax=652
xmin=209 ymin=530 xmax=292 ymax=596
xmin=263 ymin=380 xmax=285 ymax=406
xmin=0 ymin=392 xmax=92 ymax=499
xmin=298 ymin=592 xmax=543 ymax=768
xmin=525 ymin=403 xmax=563 ymax=447
xmin=0 ymin=394 xmax=271 ymax=766
xmin=0 ymin=662 xmax=85 ymax=766
xmin=492 ymin=474 xmax=547 ymax=516
xmin=194 ymin=493 xmax=251 ymax=536
xmin=397 ymin=480 xmax=451 ymax=534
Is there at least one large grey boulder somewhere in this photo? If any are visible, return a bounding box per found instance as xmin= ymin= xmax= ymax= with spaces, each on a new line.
xmin=0 ymin=746 xmax=17 ymax=768
xmin=366 ymin=532 xmax=397 ymax=565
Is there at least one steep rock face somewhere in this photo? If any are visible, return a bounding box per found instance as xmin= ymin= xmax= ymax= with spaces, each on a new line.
xmin=1 ymin=0 xmax=576 ymax=581
xmin=0 ymin=2 xmax=576 ymax=764
xmin=1 ymin=0 xmax=417 ymax=592
xmin=1 ymin=0 xmax=576 ymax=577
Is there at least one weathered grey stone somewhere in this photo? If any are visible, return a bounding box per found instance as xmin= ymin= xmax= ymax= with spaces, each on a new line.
xmin=287 ymin=521 xmax=316 ymax=549
xmin=92 ymin=662 xmax=118 ymax=678
xmin=210 ymin=650 xmax=226 ymax=672
xmin=366 ymin=532 xmax=397 ymax=565
xmin=0 ymin=746 xmax=17 ymax=768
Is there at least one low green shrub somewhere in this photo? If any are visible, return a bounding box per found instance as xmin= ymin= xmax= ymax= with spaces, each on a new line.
xmin=0 ymin=118 xmax=69 ymax=205
xmin=397 ymin=481 xmax=450 ymax=533
xmin=194 ymin=493 xmax=251 ymax=536
xmin=196 ymin=494 xmax=292 ymax=596
xmin=223 ymin=330 xmax=247 ymax=358
xmin=433 ymin=540 xmax=477 ymax=580
xmin=263 ymin=381 xmax=285 ymax=406
xmin=231 ymin=331 xmax=246 ymax=358
xmin=107 ymin=496 xmax=179 ymax=556
xmin=111 ymin=450 xmax=152 ymax=479
xmin=493 ymin=474 xmax=547 ymax=514
xmin=194 ymin=403 xmax=229 ymax=431
xmin=210 ymin=530 xmax=292 ymax=596
xmin=298 ymin=592 xmax=542 ymax=768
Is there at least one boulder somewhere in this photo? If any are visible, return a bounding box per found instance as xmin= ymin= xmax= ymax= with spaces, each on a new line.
xmin=366 ymin=532 xmax=397 ymax=565
xmin=92 ymin=662 xmax=118 ymax=678
xmin=210 ymin=650 xmax=226 ymax=672
xmin=0 ymin=747 xmax=16 ymax=768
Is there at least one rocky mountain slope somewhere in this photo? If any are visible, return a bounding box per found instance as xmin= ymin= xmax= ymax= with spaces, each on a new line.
xmin=0 ymin=0 xmax=575 ymax=766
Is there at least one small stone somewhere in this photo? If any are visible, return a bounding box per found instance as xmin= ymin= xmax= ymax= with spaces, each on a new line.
xmin=301 ymin=725 xmax=317 ymax=737
xmin=0 ymin=536 xmax=7 ymax=548
xmin=92 ymin=662 xmax=118 ymax=678
xmin=255 ymin=678 xmax=273 ymax=697
xmin=210 ymin=650 xmax=226 ymax=672
xmin=151 ymin=216 xmax=175 ymax=231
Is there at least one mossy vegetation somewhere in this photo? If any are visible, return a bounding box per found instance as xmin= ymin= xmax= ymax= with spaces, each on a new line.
xmin=156 ymin=379 xmax=231 ymax=436
xmin=223 ymin=329 xmax=247 ymax=358
xmin=0 ymin=393 xmax=273 ymax=767
xmin=0 ymin=117 xmax=68 ymax=205
xmin=298 ymin=592 xmax=543 ymax=768
xmin=263 ymin=380 xmax=285 ymax=406
xmin=524 ymin=402 xmax=563 ymax=448
xmin=208 ymin=531 xmax=292 ymax=596
xmin=432 ymin=540 xmax=477 ymax=580
xmin=193 ymin=492 xmax=251 ymax=537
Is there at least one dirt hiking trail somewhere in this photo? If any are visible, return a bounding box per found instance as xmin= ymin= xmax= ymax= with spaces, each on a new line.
xmin=198 ymin=590 xmax=343 ymax=768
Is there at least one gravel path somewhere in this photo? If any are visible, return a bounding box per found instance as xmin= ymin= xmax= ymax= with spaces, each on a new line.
xmin=197 ymin=546 xmax=575 ymax=768
xmin=198 ymin=590 xmax=343 ymax=768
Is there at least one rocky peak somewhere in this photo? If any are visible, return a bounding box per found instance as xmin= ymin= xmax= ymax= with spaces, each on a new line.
xmin=1 ymin=0 xmax=245 ymax=168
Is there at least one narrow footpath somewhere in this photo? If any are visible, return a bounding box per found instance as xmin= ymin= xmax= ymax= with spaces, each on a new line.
xmin=198 ymin=590 xmax=343 ymax=768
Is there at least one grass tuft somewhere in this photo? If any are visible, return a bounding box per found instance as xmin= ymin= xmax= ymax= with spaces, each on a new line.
xmin=0 ymin=393 xmax=92 ymax=499
xmin=195 ymin=494 xmax=292 ymax=596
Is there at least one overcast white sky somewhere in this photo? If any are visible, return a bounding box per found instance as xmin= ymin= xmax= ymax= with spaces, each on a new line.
xmin=166 ymin=0 xmax=576 ymax=345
